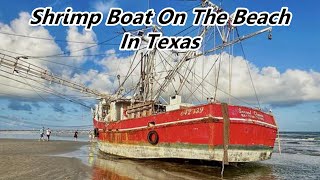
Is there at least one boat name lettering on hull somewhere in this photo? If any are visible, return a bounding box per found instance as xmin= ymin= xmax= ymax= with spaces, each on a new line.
xmin=238 ymin=108 xmax=264 ymax=121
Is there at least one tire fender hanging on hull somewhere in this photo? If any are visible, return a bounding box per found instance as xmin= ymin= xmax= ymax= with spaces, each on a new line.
xmin=147 ymin=130 xmax=159 ymax=145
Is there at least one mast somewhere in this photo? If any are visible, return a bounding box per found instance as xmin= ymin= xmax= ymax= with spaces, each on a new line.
xmin=139 ymin=52 xmax=145 ymax=100
xmin=141 ymin=44 xmax=157 ymax=101
xmin=152 ymin=0 xmax=272 ymax=103
xmin=140 ymin=26 xmax=159 ymax=102
xmin=153 ymin=0 xmax=224 ymax=101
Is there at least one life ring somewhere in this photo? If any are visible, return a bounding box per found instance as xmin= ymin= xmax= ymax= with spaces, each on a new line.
xmin=147 ymin=130 xmax=159 ymax=145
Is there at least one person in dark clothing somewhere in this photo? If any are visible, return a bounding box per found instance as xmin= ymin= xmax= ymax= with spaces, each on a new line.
xmin=46 ymin=128 xmax=51 ymax=141
xmin=74 ymin=130 xmax=78 ymax=141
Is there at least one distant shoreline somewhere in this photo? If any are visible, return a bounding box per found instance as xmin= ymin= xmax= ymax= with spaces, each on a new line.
xmin=1 ymin=130 xmax=319 ymax=133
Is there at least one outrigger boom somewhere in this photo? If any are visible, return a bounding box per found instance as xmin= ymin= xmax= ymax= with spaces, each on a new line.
xmin=192 ymin=27 xmax=272 ymax=60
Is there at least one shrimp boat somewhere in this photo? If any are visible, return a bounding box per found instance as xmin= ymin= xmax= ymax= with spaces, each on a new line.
xmin=92 ymin=0 xmax=278 ymax=163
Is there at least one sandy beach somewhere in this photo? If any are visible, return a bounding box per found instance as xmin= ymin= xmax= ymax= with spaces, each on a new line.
xmin=1 ymin=132 xmax=320 ymax=180
xmin=0 ymin=139 xmax=91 ymax=180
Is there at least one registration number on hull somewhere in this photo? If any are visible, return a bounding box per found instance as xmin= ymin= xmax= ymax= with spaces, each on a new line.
xmin=180 ymin=107 xmax=204 ymax=116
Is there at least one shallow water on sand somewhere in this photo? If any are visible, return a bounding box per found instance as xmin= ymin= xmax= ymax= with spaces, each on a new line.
xmin=68 ymin=132 xmax=319 ymax=180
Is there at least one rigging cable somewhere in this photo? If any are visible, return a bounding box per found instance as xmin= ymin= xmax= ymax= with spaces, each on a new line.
xmin=162 ymin=49 xmax=254 ymax=106
xmin=19 ymin=74 xmax=89 ymax=122
xmin=0 ymin=82 xmax=95 ymax=99
xmin=157 ymin=51 xmax=202 ymax=103
xmin=115 ymin=50 xmax=140 ymax=95
xmin=235 ymin=27 xmax=261 ymax=108
xmin=0 ymin=31 xmax=116 ymax=45
xmin=160 ymin=50 xmax=209 ymax=100
xmin=30 ymin=33 xmax=123 ymax=58
xmin=157 ymin=50 xmax=178 ymax=93
xmin=228 ymin=29 xmax=234 ymax=104
xmin=213 ymin=52 xmax=222 ymax=101
xmin=0 ymin=49 xmax=125 ymax=78
xmin=159 ymin=49 xmax=212 ymax=100
xmin=0 ymin=72 xmax=92 ymax=110
xmin=31 ymin=78 xmax=93 ymax=108
xmin=186 ymin=53 xmax=221 ymax=102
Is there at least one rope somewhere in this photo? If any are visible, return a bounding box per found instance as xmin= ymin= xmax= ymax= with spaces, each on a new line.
xmin=213 ymin=53 xmax=222 ymax=101
xmin=157 ymin=51 xmax=202 ymax=103
xmin=159 ymin=48 xmax=255 ymax=106
xmin=274 ymin=118 xmax=282 ymax=154
xmin=235 ymin=28 xmax=261 ymax=108
xmin=32 ymin=33 xmax=122 ymax=58
xmin=185 ymin=53 xmax=221 ymax=102
xmin=157 ymin=50 xmax=178 ymax=93
xmin=0 ymin=71 xmax=92 ymax=110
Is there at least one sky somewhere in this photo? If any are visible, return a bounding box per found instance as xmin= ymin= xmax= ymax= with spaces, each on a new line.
xmin=0 ymin=0 xmax=319 ymax=131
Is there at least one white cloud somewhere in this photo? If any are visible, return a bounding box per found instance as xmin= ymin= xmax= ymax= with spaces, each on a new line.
xmin=0 ymin=12 xmax=63 ymax=97
xmin=0 ymin=12 xmax=62 ymax=67
xmin=66 ymin=26 xmax=98 ymax=65
xmin=71 ymin=50 xmax=138 ymax=94
xmin=71 ymin=69 xmax=115 ymax=94
xmin=186 ymin=52 xmax=320 ymax=106
xmin=0 ymin=13 xmax=98 ymax=99
xmin=93 ymin=0 xmax=117 ymax=14
xmin=73 ymin=51 xmax=320 ymax=107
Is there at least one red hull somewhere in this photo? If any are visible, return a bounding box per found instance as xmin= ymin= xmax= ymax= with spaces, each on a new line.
xmin=93 ymin=103 xmax=277 ymax=162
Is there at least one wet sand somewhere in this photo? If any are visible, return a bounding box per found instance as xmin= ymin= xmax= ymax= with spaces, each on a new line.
xmin=0 ymin=139 xmax=91 ymax=180
xmin=2 ymin=134 xmax=319 ymax=180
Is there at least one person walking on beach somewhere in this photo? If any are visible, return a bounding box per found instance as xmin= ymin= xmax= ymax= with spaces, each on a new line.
xmin=39 ymin=127 xmax=45 ymax=141
xmin=88 ymin=130 xmax=93 ymax=142
xmin=46 ymin=128 xmax=51 ymax=141
xmin=74 ymin=130 xmax=78 ymax=141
